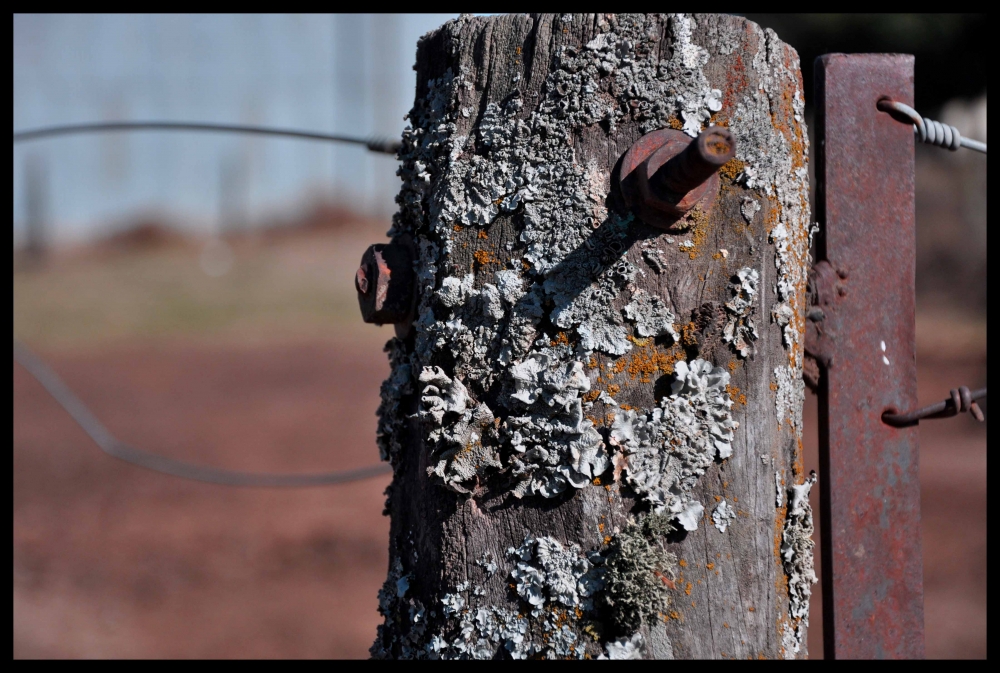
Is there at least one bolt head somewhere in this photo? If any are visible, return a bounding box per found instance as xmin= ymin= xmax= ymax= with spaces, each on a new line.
xmin=356 ymin=242 xmax=416 ymax=326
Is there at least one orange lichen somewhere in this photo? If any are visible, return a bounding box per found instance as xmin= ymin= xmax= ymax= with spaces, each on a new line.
xmin=706 ymin=562 xmax=715 ymax=570
xmin=684 ymin=582 xmax=693 ymax=596
xmin=477 ymin=229 xmax=489 ymax=239
xmin=667 ymin=117 xmax=683 ymax=131
xmin=725 ymin=383 xmax=747 ymax=406
xmin=682 ymin=208 xmax=710 ymax=259
xmin=621 ymin=341 xmax=685 ymax=383
xmin=719 ymin=157 xmax=745 ymax=182
xmin=582 ymin=390 xmax=600 ymax=403
xmin=678 ymin=559 xmax=687 ymax=568
xmin=714 ymin=495 xmax=721 ymax=502
xmin=453 ymin=225 xmax=464 ymax=232
xmin=792 ymin=438 xmax=805 ymax=478
xmin=473 ymin=249 xmax=496 ymax=265
xmin=680 ymin=322 xmax=699 ymax=348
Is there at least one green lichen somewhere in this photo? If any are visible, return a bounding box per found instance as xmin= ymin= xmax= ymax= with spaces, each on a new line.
xmin=598 ymin=513 xmax=677 ymax=635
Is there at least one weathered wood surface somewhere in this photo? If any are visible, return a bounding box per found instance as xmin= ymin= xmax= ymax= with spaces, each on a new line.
xmin=371 ymin=13 xmax=812 ymax=659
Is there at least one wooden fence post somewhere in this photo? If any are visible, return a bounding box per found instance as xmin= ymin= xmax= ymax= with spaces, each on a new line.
xmin=368 ymin=13 xmax=812 ymax=659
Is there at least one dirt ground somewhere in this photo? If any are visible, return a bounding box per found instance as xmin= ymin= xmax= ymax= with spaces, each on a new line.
xmin=12 ymin=227 xmax=986 ymax=659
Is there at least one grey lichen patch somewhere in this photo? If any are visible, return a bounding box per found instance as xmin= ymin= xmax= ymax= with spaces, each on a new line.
xmin=376 ymin=338 xmax=414 ymax=465
xmin=712 ymin=498 xmax=736 ymax=533
xmin=773 ymin=364 xmax=804 ymax=431
xmin=601 ymin=632 xmax=646 ymax=659
xmin=781 ymin=471 xmax=818 ymax=658
xmin=720 ymin=22 xmax=810 ymax=363
xmin=599 ymin=513 xmax=677 ymax=636
xmin=505 ymin=352 xmax=609 ymax=498
xmin=418 ymin=366 xmax=502 ymax=493
xmin=722 ymin=267 xmax=760 ymax=358
xmin=371 ymin=558 xmax=430 ymax=659
xmin=509 ymin=535 xmax=605 ymax=614
xmin=623 ymin=289 xmax=679 ymax=340
xmin=505 ymin=535 xmax=605 ymax=659
xmin=428 ymin=595 xmax=531 ymax=660
xmin=609 ymin=359 xmax=738 ymax=524
xmin=740 ymin=195 xmax=761 ymax=223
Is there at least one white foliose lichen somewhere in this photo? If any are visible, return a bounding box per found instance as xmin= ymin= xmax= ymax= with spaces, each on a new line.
xmin=601 ymin=632 xmax=646 ymax=659
xmin=623 ymin=289 xmax=679 ymax=340
xmin=609 ymin=359 xmax=738 ymax=527
xmin=417 ymin=366 xmax=502 ymax=493
xmin=723 ymin=267 xmax=760 ymax=358
xmin=781 ymin=471 xmax=818 ymax=658
xmin=712 ymin=498 xmax=737 ymax=533
xmin=427 ymin=591 xmax=532 ymax=660
xmin=504 ymin=534 xmax=606 ymax=659
xmin=508 ymin=535 xmax=605 ymax=616
xmin=504 ymin=353 xmax=609 ymax=498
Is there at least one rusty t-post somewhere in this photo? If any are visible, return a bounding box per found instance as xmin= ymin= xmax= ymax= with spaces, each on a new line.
xmin=812 ymin=53 xmax=925 ymax=659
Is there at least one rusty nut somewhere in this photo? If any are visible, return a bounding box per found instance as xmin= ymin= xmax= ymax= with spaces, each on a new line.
xmin=356 ymin=242 xmax=416 ymax=326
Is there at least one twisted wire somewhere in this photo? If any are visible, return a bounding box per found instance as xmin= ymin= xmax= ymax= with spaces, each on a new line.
xmin=882 ymin=385 xmax=987 ymax=427
xmin=877 ymin=99 xmax=987 ymax=154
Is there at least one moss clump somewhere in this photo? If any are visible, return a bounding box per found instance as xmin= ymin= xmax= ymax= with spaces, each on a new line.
xmin=599 ymin=513 xmax=677 ymax=636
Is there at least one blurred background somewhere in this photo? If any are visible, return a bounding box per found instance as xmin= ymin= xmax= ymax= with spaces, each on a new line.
xmin=13 ymin=14 xmax=985 ymax=658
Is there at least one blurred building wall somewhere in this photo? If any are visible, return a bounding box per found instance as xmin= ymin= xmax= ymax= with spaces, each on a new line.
xmin=12 ymin=14 xmax=457 ymax=245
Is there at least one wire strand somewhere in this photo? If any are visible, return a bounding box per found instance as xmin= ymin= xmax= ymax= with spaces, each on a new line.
xmin=877 ymin=99 xmax=987 ymax=154
xmin=12 ymin=121 xmax=401 ymax=155
xmin=13 ymin=339 xmax=392 ymax=487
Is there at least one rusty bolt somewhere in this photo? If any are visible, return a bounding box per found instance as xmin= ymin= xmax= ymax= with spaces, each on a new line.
xmin=619 ymin=126 xmax=736 ymax=230
xmin=356 ymin=242 xmax=416 ymax=326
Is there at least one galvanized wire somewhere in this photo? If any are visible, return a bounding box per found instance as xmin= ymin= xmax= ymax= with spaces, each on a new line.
xmin=877 ymin=99 xmax=987 ymax=154
xmin=12 ymin=121 xmax=401 ymax=154
xmin=13 ymin=339 xmax=392 ymax=487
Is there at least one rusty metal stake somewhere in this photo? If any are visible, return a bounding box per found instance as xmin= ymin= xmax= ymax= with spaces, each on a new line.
xmin=814 ymin=53 xmax=925 ymax=659
xmin=618 ymin=126 xmax=735 ymax=230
